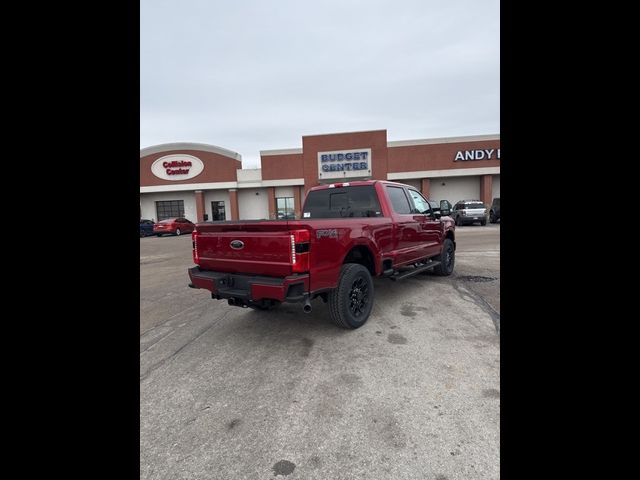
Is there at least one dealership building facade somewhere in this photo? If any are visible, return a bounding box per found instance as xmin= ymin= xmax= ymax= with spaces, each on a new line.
xmin=140 ymin=130 xmax=500 ymax=222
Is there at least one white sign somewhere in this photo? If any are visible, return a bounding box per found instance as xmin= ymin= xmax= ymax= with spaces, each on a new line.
xmin=454 ymin=148 xmax=500 ymax=161
xmin=151 ymin=154 xmax=205 ymax=181
xmin=318 ymin=148 xmax=372 ymax=180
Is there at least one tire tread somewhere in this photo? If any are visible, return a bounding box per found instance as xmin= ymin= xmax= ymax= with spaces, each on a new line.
xmin=433 ymin=238 xmax=455 ymax=276
xmin=328 ymin=263 xmax=372 ymax=329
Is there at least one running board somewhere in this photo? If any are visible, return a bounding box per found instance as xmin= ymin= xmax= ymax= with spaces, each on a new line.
xmin=390 ymin=261 xmax=441 ymax=281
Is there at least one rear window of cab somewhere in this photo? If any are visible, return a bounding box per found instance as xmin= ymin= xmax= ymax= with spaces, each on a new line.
xmin=303 ymin=185 xmax=383 ymax=218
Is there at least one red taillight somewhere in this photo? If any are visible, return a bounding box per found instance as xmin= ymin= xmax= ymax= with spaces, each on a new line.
xmin=290 ymin=229 xmax=310 ymax=273
xmin=192 ymin=229 xmax=199 ymax=265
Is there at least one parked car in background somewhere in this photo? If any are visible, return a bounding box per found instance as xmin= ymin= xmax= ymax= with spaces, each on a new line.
xmin=153 ymin=217 xmax=195 ymax=236
xmin=490 ymin=198 xmax=500 ymax=223
xmin=451 ymin=200 xmax=487 ymax=226
xmin=140 ymin=219 xmax=155 ymax=237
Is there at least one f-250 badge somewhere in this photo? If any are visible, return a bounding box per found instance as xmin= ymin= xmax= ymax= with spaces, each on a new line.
xmin=316 ymin=229 xmax=338 ymax=239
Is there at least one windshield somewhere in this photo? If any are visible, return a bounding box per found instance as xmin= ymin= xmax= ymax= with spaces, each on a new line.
xmin=303 ymin=185 xmax=383 ymax=218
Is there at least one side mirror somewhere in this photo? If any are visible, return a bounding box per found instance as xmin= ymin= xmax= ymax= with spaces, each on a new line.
xmin=440 ymin=200 xmax=451 ymax=215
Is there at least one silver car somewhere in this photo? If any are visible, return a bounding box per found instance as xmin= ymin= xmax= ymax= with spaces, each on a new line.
xmin=451 ymin=200 xmax=487 ymax=226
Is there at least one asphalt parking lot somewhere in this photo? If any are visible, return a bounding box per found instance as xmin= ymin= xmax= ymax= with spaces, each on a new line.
xmin=140 ymin=224 xmax=500 ymax=479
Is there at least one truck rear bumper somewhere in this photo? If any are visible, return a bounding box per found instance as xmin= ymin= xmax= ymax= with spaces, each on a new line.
xmin=188 ymin=266 xmax=309 ymax=304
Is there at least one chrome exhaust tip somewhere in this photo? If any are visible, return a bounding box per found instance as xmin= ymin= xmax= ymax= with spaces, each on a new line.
xmin=303 ymin=296 xmax=312 ymax=313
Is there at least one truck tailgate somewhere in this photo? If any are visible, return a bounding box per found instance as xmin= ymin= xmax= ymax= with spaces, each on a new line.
xmin=195 ymin=221 xmax=294 ymax=277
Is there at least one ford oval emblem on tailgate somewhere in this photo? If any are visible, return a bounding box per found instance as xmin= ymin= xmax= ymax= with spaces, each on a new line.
xmin=230 ymin=240 xmax=244 ymax=250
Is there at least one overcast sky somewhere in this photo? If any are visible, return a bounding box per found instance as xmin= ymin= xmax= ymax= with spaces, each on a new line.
xmin=141 ymin=0 xmax=499 ymax=168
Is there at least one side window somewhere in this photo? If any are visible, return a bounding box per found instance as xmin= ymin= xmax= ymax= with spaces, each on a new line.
xmin=407 ymin=189 xmax=431 ymax=215
xmin=386 ymin=186 xmax=412 ymax=214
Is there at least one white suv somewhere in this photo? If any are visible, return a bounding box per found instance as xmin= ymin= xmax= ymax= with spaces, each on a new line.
xmin=451 ymin=200 xmax=487 ymax=226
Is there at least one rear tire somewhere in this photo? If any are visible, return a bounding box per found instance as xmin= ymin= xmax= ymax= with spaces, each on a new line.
xmin=328 ymin=263 xmax=374 ymax=329
xmin=175 ymin=228 xmax=181 ymax=236
xmin=455 ymin=216 xmax=462 ymax=226
xmin=433 ymin=239 xmax=455 ymax=276
xmin=490 ymin=211 xmax=496 ymax=223
xmin=481 ymin=219 xmax=487 ymax=226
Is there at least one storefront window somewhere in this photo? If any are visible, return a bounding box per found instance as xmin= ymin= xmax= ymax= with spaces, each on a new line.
xmin=156 ymin=200 xmax=184 ymax=221
xmin=211 ymin=201 xmax=226 ymax=221
xmin=276 ymin=197 xmax=295 ymax=219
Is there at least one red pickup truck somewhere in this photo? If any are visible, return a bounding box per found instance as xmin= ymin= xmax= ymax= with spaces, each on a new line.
xmin=188 ymin=180 xmax=456 ymax=329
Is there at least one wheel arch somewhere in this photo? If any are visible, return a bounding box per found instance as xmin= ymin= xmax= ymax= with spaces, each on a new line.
xmin=341 ymin=242 xmax=377 ymax=276
xmin=444 ymin=229 xmax=456 ymax=250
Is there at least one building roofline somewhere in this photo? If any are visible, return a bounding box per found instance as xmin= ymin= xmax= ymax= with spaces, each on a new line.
xmin=387 ymin=134 xmax=500 ymax=147
xmin=302 ymin=129 xmax=387 ymax=138
xmin=260 ymin=148 xmax=303 ymax=156
xmin=140 ymin=142 xmax=242 ymax=161
xmin=262 ymin=133 xmax=500 ymax=156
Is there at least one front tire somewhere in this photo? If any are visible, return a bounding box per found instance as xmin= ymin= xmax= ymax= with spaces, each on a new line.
xmin=328 ymin=263 xmax=374 ymax=329
xmin=175 ymin=228 xmax=181 ymax=236
xmin=433 ymin=239 xmax=455 ymax=276
xmin=481 ymin=218 xmax=487 ymax=226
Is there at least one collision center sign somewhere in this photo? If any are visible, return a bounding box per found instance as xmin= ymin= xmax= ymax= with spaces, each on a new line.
xmin=318 ymin=148 xmax=372 ymax=180
xmin=151 ymin=154 xmax=204 ymax=181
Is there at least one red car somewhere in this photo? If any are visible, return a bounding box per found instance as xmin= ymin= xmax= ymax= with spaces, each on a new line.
xmin=188 ymin=180 xmax=456 ymax=328
xmin=153 ymin=217 xmax=195 ymax=236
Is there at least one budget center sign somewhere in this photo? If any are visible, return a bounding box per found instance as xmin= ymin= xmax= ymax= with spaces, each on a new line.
xmin=318 ymin=148 xmax=372 ymax=180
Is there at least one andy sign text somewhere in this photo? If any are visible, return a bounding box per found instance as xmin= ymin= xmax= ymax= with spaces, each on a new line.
xmin=454 ymin=148 xmax=500 ymax=161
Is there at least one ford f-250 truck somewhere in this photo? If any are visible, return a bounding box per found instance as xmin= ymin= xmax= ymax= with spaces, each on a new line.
xmin=188 ymin=180 xmax=456 ymax=329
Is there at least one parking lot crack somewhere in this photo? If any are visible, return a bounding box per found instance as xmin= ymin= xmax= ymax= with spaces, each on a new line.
xmin=452 ymin=282 xmax=500 ymax=334
xmin=140 ymin=310 xmax=231 ymax=382
xmin=140 ymin=298 xmax=211 ymax=342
